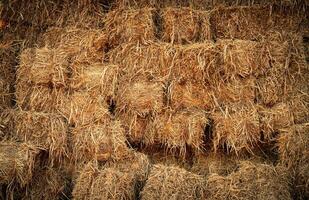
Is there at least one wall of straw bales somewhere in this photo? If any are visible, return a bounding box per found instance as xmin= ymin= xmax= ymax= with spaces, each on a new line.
xmin=0 ymin=0 xmax=308 ymax=199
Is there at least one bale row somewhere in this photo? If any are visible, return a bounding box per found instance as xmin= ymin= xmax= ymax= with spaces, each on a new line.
xmin=102 ymin=5 xmax=307 ymax=47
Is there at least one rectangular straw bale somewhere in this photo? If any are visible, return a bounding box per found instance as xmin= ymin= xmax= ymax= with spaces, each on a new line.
xmin=116 ymin=80 xmax=165 ymax=117
xmin=73 ymin=152 xmax=150 ymax=200
xmin=118 ymin=112 xmax=151 ymax=143
xmin=59 ymin=91 xmax=110 ymax=126
xmin=0 ymin=141 xmax=40 ymax=187
xmin=40 ymin=27 xmax=106 ymax=56
xmin=16 ymin=84 xmax=68 ymax=113
xmin=109 ymin=42 xmax=175 ymax=80
xmin=211 ymin=77 xmax=256 ymax=108
xmin=70 ymin=63 xmax=120 ymax=99
xmin=212 ymin=104 xmax=260 ymax=154
xmin=191 ymin=152 xmax=238 ymax=177
xmin=168 ymin=81 xmax=213 ymax=110
xmin=147 ymin=109 xmax=208 ymax=155
xmin=173 ymin=42 xmax=220 ymax=84
xmin=161 ymin=8 xmax=211 ymax=44
xmin=71 ymin=121 xmax=129 ymax=163
xmin=26 ymin=47 xmax=69 ymax=87
xmin=141 ymin=164 xmax=206 ymax=200
xmin=210 ymin=6 xmax=271 ymax=40
xmin=1 ymin=109 xmax=68 ymax=165
xmin=104 ymin=8 xmax=156 ymax=47
xmin=206 ymin=161 xmax=291 ymax=200
xmin=278 ymin=124 xmax=309 ymax=198
xmin=259 ymin=103 xmax=294 ymax=136
xmin=25 ymin=167 xmax=70 ymax=200
xmin=216 ymin=39 xmax=271 ymax=78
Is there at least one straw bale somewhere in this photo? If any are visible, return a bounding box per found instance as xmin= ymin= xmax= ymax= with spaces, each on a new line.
xmin=89 ymin=167 xmax=137 ymax=200
xmin=1 ymin=109 xmax=68 ymax=165
xmin=104 ymin=151 xmax=150 ymax=182
xmin=173 ymin=42 xmax=220 ymax=84
xmin=210 ymin=5 xmax=305 ymax=40
xmin=278 ymin=124 xmax=309 ymax=198
xmin=211 ymin=77 xmax=256 ymax=107
xmin=104 ymin=8 xmax=156 ymax=47
xmin=40 ymin=27 xmax=106 ymax=56
xmin=118 ymin=113 xmax=151 ymax=143
xmin=216 ymin=39 xmax=271 ymax=78
xmin=147 ymin=109 xmax=208 ymax=155
xmin=116 ymin=80 xmax=164 ymax=117
xmin=206 ymin=161 xmax=291 ymax=200
xmin=161 ymin=7 xmax=211 ymax=44
xmin=259 ymin=103 xmax=294 ymax=136
xmin=141 ymin=164 xmax=205 ymax=200
xmin=191 ymin=152 xmax=238 ymax=177
xmin=169 ymin=81 xmax=213 ymax=110
xmin=71 ymin=121 xmax=130 ymax=163
xmin=70 ymin=63 xmax=119 ymax=99
xmin=212 ymin=104 xmax=260 ymax=154
xmin=0 ymin=141 xmax=39 ymax=186
xmin=108 ymin=42 xmax=174 ymax=80
xmin=18 ymin=47 xmax=69 ymax=87
xmin=24 ymin=167 xmax=69 ymax=200
xmin=60 ymin=91 xmax=110 ymax=126
xmin=72 ymin=161 xmax=99 ymax=200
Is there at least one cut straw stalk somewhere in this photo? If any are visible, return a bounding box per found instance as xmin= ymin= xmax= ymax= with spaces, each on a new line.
xmin=71 ymin=121 xmax=130 ymax=163
xmin=212 ymin=104 xmax=260 ymax=154
xmin=206 ymin=161 xmax=291 ymax=200
xmin=141 ymin=164 xmax=205 ymax=200
xmin=0 ymin=141 xmax=39 ymax=187
xmin=104 ymin=8 xmax=156 ymax=48
xmin=146 ymin=109 xmax=208 ymax=155
xmin=0 ymin=109 xmax=68 ymax=165
xmin=161 ymin=7 xmax=211 ymax=44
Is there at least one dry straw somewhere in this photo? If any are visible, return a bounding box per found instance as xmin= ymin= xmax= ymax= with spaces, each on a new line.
xmin=212 ymin=104 xmax=260 ymax=154
xmin=60 ymin=91 xmax=110 ymax=126
xmin=109 ymin=42 xmax=174 ymax=81
xmin=0 ymin=141 xmax=39 ymax=187
xmin=71 ymin=121 xmax=129 ymax=163
xmin=73 ymin=152 xmax=150 ymax=200
xmin=169 ymin=81 xmax=213 ymax=110
xmin=216 ymin=39 xmax=270 ymax=78
xmin=206 ymin=161 xmax=291 ymax=200
xmin=161 ymin=7 xmax=211 ymax=44
xmin=116 ymin=80 xmax=164 ymax=117
xmin=210 ymin=5 xmax=305 ymax=40
xmin=1 ymin=109 xmax=68 ymax=165
xmin=147 ymin=109 xmax=208 ymax=156
xmin=259 ymin=103 xmax=294 ymax=137
xmin=118 ymin=112 xmax=151 ymax=143
xmin=70 ymin=63 xmax=119 ymax=96
xmin=104 ymin=8 xmax=156 ymax=48
xmin=191 ymin=152 xmax=238 ymax=177
xmin=141 ymin=164 xmax=205 ymax=200
xmin=278 ymin=124 xmax=309 ymax=198
xmin=24 ymin=167 xmax=69 ymax=200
